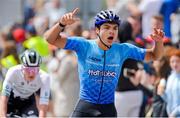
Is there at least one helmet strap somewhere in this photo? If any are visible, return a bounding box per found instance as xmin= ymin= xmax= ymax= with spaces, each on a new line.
xmin=97 ymin=33 xmax=111 ymax=49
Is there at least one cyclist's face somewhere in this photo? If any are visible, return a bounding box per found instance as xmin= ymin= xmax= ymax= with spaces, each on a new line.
xmin=22 ymin=66 xmax=39 ymax=81
xmin=97 ymin=23 xmax=118 ymax=45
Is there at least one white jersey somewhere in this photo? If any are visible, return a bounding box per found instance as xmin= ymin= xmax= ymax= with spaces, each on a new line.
xmin=1 ymin=65 xmax=50 ymax=105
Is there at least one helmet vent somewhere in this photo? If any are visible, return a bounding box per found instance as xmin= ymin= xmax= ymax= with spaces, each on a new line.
xmin=95 ymin=10 xmax=121 ymax=27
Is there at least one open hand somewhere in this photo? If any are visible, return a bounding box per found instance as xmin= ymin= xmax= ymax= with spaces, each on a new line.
xmin=150 ymin=28 xmax=165 ymax=42
xmin=59 ymin=8 xmax=80 ymax=26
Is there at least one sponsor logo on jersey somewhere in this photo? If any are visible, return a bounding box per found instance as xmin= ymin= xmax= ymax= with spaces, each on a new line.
xmin=5 ymin=85 xmax=10 ymax=89
xmin=2 ymin=85 xmax=11 ymax=96
xmin=88 ymin=56 xmax=101 ymax=62
xmin=88 ymin=69 xmax=116 ymax=77
xmin=5 ymin=85 xmax=11 ymax=92
xmin=30 ymin=84 xmax=37 ymax=87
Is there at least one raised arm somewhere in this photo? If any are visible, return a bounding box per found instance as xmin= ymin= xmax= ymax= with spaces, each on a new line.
xmin=145 ymin=28 xmax=164 ymax=61
xmin=43 ymin=8 xmax=79 ymax=48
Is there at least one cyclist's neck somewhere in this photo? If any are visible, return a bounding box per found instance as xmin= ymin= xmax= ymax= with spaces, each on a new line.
xmin=96 ymin=39 xmax=110 ymax=50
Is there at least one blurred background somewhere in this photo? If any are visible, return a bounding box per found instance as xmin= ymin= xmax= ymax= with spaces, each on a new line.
xmin=0 ymin=0 xmax=106 ymax=29
xmin=0 ymin=0 xmax=180 ymax=117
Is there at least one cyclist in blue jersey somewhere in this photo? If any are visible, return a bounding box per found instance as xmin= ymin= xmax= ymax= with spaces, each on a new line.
xmin=44 ymin=8 xmax=164 ymax=117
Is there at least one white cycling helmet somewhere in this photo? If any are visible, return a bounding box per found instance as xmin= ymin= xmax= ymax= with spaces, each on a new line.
xmin=21 ymin=49 xmax=42 ymax=67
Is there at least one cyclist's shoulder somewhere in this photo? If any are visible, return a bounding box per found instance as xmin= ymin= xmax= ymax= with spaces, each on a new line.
xmin=68 ymin=36 xmax=87 ymax=41
xmin=112 ymin=42 xmax=135 ymax=48
xmin=68 ymin=36 xmax=95 ymax=44
xmin=7 ymin=65 xmax=22 ymax=74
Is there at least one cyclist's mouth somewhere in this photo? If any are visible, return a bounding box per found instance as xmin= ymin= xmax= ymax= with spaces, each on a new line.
xmin=107 ymin=36 xmax=114 ymax=43
xmin=28 ymin=76 xmax=35 ymax=80
xmin=107 ymin=36 xmax=114 ymax=40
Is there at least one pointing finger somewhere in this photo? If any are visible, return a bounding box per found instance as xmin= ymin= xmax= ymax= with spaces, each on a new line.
xmin=72 ymin=8 xmax=79 ymax=16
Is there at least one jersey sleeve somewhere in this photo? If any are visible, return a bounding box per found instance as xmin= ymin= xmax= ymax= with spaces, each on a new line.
xmin=39 ymin=74 xmax=51 ymax=105
xmin=1 ymin=68 xmax=14 ymax=97
xmin=64 ymin=36 xmax=88 ymax=54
xmin=123 ymin=43 xmax=146 ymax=61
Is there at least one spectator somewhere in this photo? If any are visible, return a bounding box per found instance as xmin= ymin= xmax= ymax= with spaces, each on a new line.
xmin=159 ymin=48 xmax=180 ymax=117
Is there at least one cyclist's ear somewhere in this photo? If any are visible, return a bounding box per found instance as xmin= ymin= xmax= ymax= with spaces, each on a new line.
xmin=95 ymin=27 xmax=100 ymax=34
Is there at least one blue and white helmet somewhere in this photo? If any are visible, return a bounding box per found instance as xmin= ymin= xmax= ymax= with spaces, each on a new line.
xmin=95 ymin=10 xmax=121 ymax=27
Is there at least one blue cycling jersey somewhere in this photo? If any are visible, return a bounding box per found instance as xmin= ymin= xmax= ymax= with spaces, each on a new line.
xmin=64 ymin=37 xmax=146 ymax=104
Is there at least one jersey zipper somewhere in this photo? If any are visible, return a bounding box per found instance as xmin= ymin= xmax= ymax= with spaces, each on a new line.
xmin=97 ymin=50 xmax=106 ymax=103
